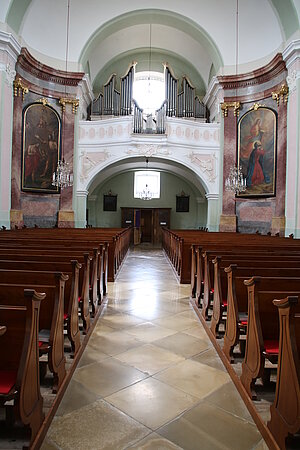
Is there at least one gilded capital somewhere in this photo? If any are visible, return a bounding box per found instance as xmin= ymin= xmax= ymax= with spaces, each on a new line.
xmin=272 ymin=84 xmax=289 ymax=106
xmin=13 ymin=77 xmax=28 ymax=100
xmin=220 ymin=101 xmax=240 ymax=117
xmin=59 ymin=97 xmax=80 ymax=114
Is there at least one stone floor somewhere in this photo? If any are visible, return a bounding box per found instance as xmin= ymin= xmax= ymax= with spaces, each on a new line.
xmin=39 ymin=245 xmax=267 ymax=450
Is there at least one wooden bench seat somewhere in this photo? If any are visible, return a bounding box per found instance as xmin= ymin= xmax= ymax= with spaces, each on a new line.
xmin=0 ymin=289 xmax=45 ymax=446
xmin=240 ymin=276 xmax=300 ymax=399
xmin=0 ymin=251 xmax=94 ymax=316
xmin=222 ymin=266 xmax=300 ymax=363
xmin=267 ymin=296 xmax=300 ymax=449
xmin=211 ymin=260 xmax=300 ymax=339
xmin=0 ymin=273 xmax=68 ymax=393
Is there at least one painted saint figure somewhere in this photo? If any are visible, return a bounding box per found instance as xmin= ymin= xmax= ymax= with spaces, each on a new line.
xmin=246 ymin=141 xmax=270 ymax=187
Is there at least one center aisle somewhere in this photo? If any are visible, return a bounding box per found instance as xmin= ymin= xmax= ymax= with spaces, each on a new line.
xmin=42 ymin=246 xmax=266 ymax=450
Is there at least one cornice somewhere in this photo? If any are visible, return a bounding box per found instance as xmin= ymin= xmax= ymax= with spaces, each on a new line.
xmin=79 ymin=74 xmax=94 ymax=104
xmin=17 ymin=47 xmax=85 ymax=87
xmin=0 ymin=30 xmax=21 ymax=61
xmin=282 ymin=39 xmax=300 ymax=68
xmin=217 ymin=53 xmax=286 ymax=91
xmin=203 ymin=76 xmax=223 ymax=107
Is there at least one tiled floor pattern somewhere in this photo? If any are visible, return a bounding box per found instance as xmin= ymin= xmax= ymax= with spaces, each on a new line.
xmin=41 ymin=246 xmax=267 ymax=450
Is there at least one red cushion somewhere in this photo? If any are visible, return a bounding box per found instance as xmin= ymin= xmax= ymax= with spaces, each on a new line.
xmin=222 ymin=300 xmax=228 ymax=307
xmin=0 ymin=370 xmax=17 ymax=394
xmin=38 ymin=341 xmax=43 ymax=347
xmin=239 ymin=320 xmax=248 ymax=326
xmin=64 ymin=313 xmax=68 ymax=320
xmin=264 ymin=340 xmax=279 ymax=355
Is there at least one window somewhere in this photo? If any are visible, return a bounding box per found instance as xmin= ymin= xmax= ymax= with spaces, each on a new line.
xmin=134 ymin=171 xmax=160 ymax=198
xmin=133 ymin=72 xmax=165 ymax=116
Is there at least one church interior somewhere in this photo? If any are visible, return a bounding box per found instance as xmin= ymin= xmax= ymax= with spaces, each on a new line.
xmin=1 ymin=1 xmax=300 ymax=449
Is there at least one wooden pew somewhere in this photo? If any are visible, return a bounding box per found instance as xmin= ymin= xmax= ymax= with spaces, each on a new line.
xmin=0 ymin=289 xmax=45 ymax=446
xmin=0 ymin=226 xmax=131 ymax=283
xmin=210 ymin=256 xmax=228 ymax=337
xmin=0 ymin=272 xmax=68 ymax=394
xmin=267 ymin=296 xmax=300 ymax=449
xmin=222 ymin=266 xmax=300 ymax=363
xmin=208 ymin=255 xmax=300 ymax=338
xmin=0 ymin=251 xmax=91 ymax=317
xmin=240 ymin=276 xmax=300 ymax=399
xmin=162 ymin=227 xmax=300 ymax=286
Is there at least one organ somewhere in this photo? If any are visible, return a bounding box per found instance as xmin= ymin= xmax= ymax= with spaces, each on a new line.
xmin=90 ymin=62 xmax=207 ymax=131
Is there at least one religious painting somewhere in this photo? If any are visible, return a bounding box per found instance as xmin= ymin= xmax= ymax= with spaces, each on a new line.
xmin=237 ymin=107 xmax=277 ymax=197
xmin=21 ymin=103 xmax=61 ymax=193
xmin=176 ymin=193 xmax=190 ymax=212
xmin=103 ymin=193 xmax=117 ymax=211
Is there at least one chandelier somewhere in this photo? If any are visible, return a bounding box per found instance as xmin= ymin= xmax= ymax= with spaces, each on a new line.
xmin=139 ymin=184 xmax=152 ymax=201
xmin=139 ymin=157 xmax=153 ymax=200
xmin=52 ymin=0 xmax=73 ymax=189
xmin=52 ymin=159 xmax=73 ymax=189
xmin=225 ymin=166 xmax=246 ymax=194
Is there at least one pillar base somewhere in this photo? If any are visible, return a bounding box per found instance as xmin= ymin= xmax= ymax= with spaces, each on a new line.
xmin=10 ymin=209 xmax=24 ymax=229
xmin=271 ymin=216 xmax=285 ymax=236
xmin=57 ymin=210 xmax=74 ymax=228
xmin=219 ymin=214 xmax=237 ymax=232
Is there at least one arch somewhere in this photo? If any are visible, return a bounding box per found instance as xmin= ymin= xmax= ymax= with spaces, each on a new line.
xmin=5 ymin=0 xmax=31 ymax=33
xmin=269 ymin=0 xmax=299 ymax=40
xmin=85 ymin=156 xmax=209 ymax=199
xmin=79 ymin=9 xmax=223 ymax=76
xmin=5 ymin=1 xmax=297 ymax=56
xmin=92 ymin=48 xmax=206 ymax=97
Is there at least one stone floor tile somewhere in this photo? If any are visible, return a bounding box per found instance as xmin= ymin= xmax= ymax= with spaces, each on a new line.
xmin=106 ymin=377 xmax=199 ymax=430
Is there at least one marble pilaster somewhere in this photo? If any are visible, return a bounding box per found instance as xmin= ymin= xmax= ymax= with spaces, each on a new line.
xmin=219 ymin=108 xmax=237 ymax=232
xmin=0 ymin=31 xmax=21 ymax=228
xmin=283 ymin=40 xmax=300 ymax=237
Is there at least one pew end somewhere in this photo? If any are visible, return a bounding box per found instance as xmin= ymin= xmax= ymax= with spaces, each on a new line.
xmin=267 ymin=296 xmax=300 ymax=449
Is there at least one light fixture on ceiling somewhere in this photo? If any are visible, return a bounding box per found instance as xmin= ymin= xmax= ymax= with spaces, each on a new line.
xmin=225 ymin=0 xmax=246 ymax=194
xmin=52 ymin=0 xmax=74 ymax=190
xmin=139 ymin=158 xmax=153 ymax=201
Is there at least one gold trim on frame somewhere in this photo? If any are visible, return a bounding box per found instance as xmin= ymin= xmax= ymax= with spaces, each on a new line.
xmin=37 ymin=98 xmax=50 ymax=107
xmin=221 ymin=101 xmax=241 ymax=117
xmin=249 ymin=103 xmax=266 ymax=111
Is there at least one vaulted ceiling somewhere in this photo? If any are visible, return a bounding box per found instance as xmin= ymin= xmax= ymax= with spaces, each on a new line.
xmin=1 ymin=0 xmax=299 ymax=95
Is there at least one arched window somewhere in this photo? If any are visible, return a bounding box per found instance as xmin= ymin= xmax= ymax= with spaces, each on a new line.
xmin=134 ymin=171 xmax=160 ymax=199
xmin=133 ymin=71 xmax=165 ymax=115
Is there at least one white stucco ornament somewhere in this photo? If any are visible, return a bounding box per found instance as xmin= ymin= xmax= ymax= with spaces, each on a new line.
xmin=286 ymin=70 xmax=298 ymax=93
xmin=126 ymin=143 xmax=171 ymax=156
xmin=0 ymin=63 xmax=16 ymax=87
xmin=188 ymin=152 xmax=217 ymax=183
xmin=79 ymin=149 xmax=110 ymax=181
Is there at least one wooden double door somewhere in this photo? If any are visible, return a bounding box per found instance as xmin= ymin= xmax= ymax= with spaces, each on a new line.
xmin=121 ymin=207 xmax=171 ymax=245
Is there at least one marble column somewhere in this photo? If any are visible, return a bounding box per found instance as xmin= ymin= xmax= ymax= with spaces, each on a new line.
xmin=219 ymin=108 xmax=237 ymax=232
xmin=205 ymin=193 xmax=219 ymax=231
xmin=0 ymin=31 xmax=20 ymax=228
xmin=283 ymin=40 xmax=300 ymax=237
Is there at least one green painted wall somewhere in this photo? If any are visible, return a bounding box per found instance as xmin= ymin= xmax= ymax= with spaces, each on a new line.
xmin=88 ymin=171 xmax=207 ymax=229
